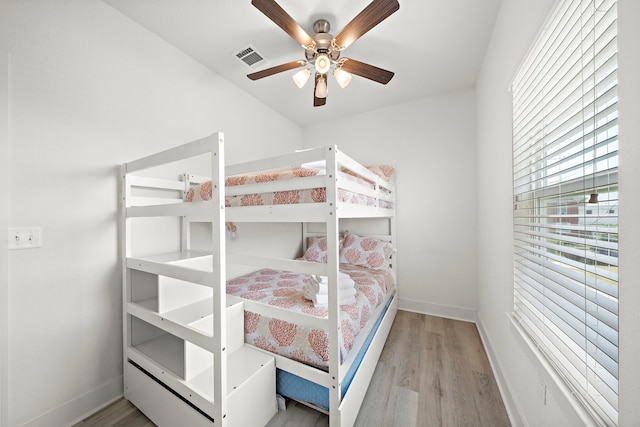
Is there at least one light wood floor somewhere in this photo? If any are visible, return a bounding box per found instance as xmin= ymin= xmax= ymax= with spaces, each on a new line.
xmin=75 ymin=311 xmax=510 ymax=427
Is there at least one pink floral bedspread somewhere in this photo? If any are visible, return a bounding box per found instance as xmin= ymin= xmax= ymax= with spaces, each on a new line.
xmin=185 ymin=168 xmax=392 ymax=208
xmin=226 ymin=265 xmax=394 ymax=370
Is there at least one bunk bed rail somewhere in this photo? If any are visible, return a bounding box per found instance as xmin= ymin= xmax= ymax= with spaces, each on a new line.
xmin=121 ymin=134 xmax=398 ymax=427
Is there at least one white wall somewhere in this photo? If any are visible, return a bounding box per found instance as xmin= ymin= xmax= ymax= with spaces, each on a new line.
xmin=5 ymin=0 xmax=635 ymax=426
xmin=303 ymin=89 xmax=479 ymax=321
xmin=2 ymin=1 xmax=301 ymax=426
xmin=476 ymin=0 xmax=640 ymax=426
xmin=1 ymin=46 xmax=10 ymax=427
xmin=475 ymin=0 xmax=556 ymax=421
xmin=616 ymin=1 xmax=640 ymax=424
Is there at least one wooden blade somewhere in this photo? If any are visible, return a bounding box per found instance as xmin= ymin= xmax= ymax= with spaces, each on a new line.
xmin=340 ymin=58 xmax=394 ymax=84
xmin=313 ymin=74 xmax=327 ymax=107
xmin=251 ymin=0 xmax=315 ymax=48
xmin=247 ymin=60 xmax=306 ymax=81
xmin=333 ymin=0 xmax=399 ymax=50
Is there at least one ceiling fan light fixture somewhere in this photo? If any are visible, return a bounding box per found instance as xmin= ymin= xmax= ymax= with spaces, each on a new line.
xmin=315 ymin=74 xmax=327 ymax=98
xmin=334 ymin=67 xmax=352 ymax=88
xmin=315 ymin=53 xmax=331 ymax=74
xmin=292 ymin=68 xmax=311 ymax=88
xmin=248 ymin=0 xmax=399 ymax=106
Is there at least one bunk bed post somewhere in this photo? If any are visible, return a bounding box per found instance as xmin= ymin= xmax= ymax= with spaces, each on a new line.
xmin=209 ymin=132 xmax=228 ymax=425
xmin=390 ymin=208 xmax=397 ymax=279
xmin=301 ymin=222 xmax=309 ymax=253
xmin=121 ymin=165 xmax=132 ymax=400
xmin=181 ymin=173 xmax=191 ymax=252
xmin=325 ymin=145 xmax=342 ymax=427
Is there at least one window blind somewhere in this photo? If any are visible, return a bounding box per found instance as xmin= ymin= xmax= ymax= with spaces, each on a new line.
xmin=511 ymin=0 xmax=618 ymax=425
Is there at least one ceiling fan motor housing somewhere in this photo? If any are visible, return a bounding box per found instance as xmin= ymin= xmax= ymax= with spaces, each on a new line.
xmin=308 ymin=19 xmax=340 ymax=64
xmin=313 ymin=19 xmax=331 ymax=34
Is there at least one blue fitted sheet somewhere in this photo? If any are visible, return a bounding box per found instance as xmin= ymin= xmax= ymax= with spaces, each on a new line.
xmin=275 ymin=296 xmax=393 ymax=411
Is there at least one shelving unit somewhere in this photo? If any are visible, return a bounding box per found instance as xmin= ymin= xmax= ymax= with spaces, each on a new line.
xmin=121 ymin=133 xmax=276 ymax=427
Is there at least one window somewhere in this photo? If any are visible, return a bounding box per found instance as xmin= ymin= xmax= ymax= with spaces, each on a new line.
xmin=512 ymin=0 xmax=618 ymax=425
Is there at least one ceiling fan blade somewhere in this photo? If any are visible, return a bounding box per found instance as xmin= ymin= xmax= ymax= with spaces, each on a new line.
xmin=333 ymin=0 xmax=399 ymax=50
xmin=247 ymin=60 xmax=306 ymax=81
xmin=251 ymin=0 xmax=315 ymax=48
xmin=313 ymin=73 xmax=327 ymax=107
xmin=340 ymin=58 xmax=394 ymax=84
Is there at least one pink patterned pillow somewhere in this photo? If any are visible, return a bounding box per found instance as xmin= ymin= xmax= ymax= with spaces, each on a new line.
xmin=339 ymin=231 xmax=394 ymax=270
xmin=366 ymin=165 xmax=395 ymax=182
xmin=339 ymin=165 xmax=395 ymax=185
xmin=302 ymin=236 xmax=343 ymax=263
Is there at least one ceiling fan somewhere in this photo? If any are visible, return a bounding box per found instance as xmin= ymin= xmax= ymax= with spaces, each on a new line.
xmin=247 ymin=0 xmax=400 ymax=107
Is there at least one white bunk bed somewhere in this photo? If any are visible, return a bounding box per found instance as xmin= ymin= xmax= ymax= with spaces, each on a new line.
xmin=121 ymin=132 xmax=398 ymax=426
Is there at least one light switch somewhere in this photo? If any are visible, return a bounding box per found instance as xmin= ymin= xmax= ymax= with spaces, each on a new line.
xmin=8 ymin=227 xmax=42 ymax=250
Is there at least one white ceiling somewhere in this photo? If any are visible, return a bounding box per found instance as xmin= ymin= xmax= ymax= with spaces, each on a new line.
xmin=103 ymin=0 xmax=501 ymax=127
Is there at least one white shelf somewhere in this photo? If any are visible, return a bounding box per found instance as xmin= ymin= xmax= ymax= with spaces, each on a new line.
xmin=134 ymin=333 xmax=184 ymax=378
xmin=133 ymin=250 xmax=212 ymax=264
xmin=128 ymin=298 xmax=245 ymax=356
xmin=227 ymin=346 xmax=273 ymax=395
xmin=128 ymin=297 xmax=240 ymax=336
xmin=163 ymin=298 xmax=214 ymax=329
xmin=187 ymin=346 xmax=273 ymax=401
xmin=133 ymin=297 xmax=158 ymax=312
xmin=129 ymin=327 xmax=275 ymax=425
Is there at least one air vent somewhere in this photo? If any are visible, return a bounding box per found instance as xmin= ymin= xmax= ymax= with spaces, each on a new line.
xmin=234 ymin=45 xmax=267 ymax=69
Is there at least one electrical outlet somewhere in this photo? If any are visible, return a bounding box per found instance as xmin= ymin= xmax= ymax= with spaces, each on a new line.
xmin=8 ymin=227 xmax=42 ymax=250
xmin=537 ymin=382 xmax=547 ymax=405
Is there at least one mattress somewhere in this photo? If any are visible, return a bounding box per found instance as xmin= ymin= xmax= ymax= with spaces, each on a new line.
xmin=225 ymin=264 xmax=394 ymax=370
xmin=276 ymin=295 xmax=394 ymax=411
xmin=185 ymin=167 xmax=393 ymax=208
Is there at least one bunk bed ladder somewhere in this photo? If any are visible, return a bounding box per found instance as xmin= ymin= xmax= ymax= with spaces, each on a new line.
xmin=122 ymin=133 xmax=279 ymax=427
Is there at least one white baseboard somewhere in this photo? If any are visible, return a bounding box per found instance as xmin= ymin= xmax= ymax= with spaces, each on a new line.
xmin=475 ymin=315 xmax=523 ymax=427
xmin=398 ymin=298 xmax=478 ymax=323
xmin=22 ymin=375 xmax=123 ymax=427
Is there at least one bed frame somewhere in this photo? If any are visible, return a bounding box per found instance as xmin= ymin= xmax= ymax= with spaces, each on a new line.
xmin=121 ymin=132 xmax=398 ymax=426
